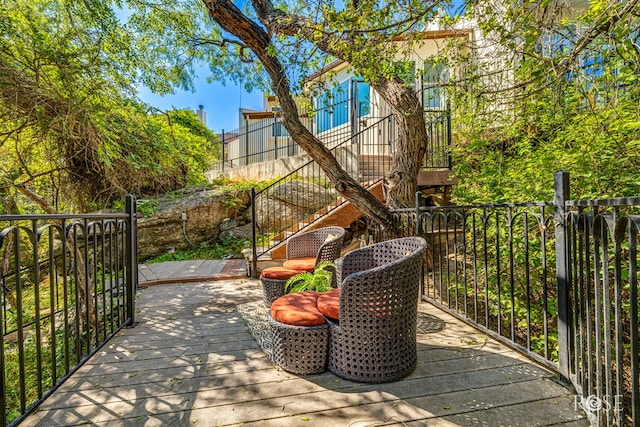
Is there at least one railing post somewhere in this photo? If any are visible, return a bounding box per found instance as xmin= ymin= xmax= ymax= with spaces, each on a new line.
xmin=446 ymin=106 xmax=452 ymax=170
xmin=415 ymin=191 xmax=422 ymax=238
xmin=221 ymin=129 xmax=225 ymax=172
xmin=251 ymin=188 xmax=258 ymax=279
xmin=416 ymin=191 xmax=424 ymax=298
xmin=244 ymin=117 xmax=249 ymax=166
xmin=125 ymin=194 xmax=137 ymax=327
xmin=554 ymin=170 xmax=570 ymax=379
xmin=274 ymin=116 xmax=278 ymax=160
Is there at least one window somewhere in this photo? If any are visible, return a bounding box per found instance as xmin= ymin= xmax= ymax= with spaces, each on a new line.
xmin=314 ymin=79 xmax=370 ymax=132
xmin=272 ymin=121 xmax=289 ymax=137
xmin=317 ymin=91 xmax=332 ymax=133
xmin=355 ymin=81 xmax=371 ymax=117
xmin=316 ymin=81 xmax=350 ymax=132
xmin=422 ymin=59 xmax=449 ymax=109
xmin=332 ymin=81 xmax=349 ymax=126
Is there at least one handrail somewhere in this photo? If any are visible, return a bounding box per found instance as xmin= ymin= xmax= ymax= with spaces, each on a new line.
xmin=254 ymin=115 xmax=393 ymax=200
xmin=0 ymin=196 xmax=138 ymax=427
xmin=249 ymin=108 xmax=452 ymax=272
xmin=250 ymin=115 xmax=396 ymax=273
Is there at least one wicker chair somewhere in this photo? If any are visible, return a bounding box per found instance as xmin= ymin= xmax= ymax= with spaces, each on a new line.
xmin=261 ymin=226 xmax=345 ymax=307
xmin=327 ymin=236 xmax=426 ymax=383
xmin=285 ymin=226 xmax=346 ymax=268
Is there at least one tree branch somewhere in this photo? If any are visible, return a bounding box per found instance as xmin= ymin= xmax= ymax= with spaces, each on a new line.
xmin=202 ymin=0 xmax=392 ymax=224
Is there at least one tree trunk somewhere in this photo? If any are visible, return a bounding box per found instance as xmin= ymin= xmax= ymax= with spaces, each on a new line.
xmin=372 ymin=78 xmax=428 ymax=208
xmin=203 ymin=0 xmax=392 ymax=226
xmin=248 ymin=0 xmax=428 ymax=209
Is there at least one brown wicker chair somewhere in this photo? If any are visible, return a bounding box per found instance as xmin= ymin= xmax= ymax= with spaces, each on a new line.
xmin=261 ymin=226 xmax=345 ymax=307
xmin=285 ymin=226 xmax=346 ymax=268
xmin=327 ymin=236 xmax=426 ymax=383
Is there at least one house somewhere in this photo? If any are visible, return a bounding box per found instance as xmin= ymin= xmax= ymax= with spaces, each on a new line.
xmin=215 ymin=21 xmax=474 ymax=193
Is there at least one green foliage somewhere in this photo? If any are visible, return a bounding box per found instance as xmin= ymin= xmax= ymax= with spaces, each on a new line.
xmin=168 ymin=109 xmax=221 ymax=159
xmin=0 ymin=0 xmax=224 ymax=212
xmin=136 ymin=199 xmax=159 ymax=217
xmin=449 ymin=0 xmax=640 ymax=204
xmin=145 ymin=237 xmax=247 ymax=263
xmin=285 ymin=262 xmax=336 ymax=293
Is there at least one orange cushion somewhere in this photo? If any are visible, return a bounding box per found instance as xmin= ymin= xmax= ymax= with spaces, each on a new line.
xmin=282 ymin=257 xmax=316 ymax=272
xmin=261 ymin=266 xmax=305 ymax=280
xmin=316 ymin=289 xmax=340 ymax=320
xmin=270 ymin=292 xmax=325 ymax=326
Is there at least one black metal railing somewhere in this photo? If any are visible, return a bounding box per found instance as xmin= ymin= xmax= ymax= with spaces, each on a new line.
xmin=220 ymin=96 xmax=451 ymax=172
xmin=0 ymin=195 xmax=138 ymax=427
xmin=250 ymin=115 xmax=396 ymax=271
xmin=365 ymin=171 xmax=639 ymax=426
xmin=423 ymin=108 xmax=451 ymax=170
xmin=369 ymin=199 xmax=559 ymax=366
xmin=563 ymin=196 xmax=640 ymax=426
xmin=221 ymin=116 xmax=304 ymax=168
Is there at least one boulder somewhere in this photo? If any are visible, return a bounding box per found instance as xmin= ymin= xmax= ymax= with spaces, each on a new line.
xmin=253 ymin=181 xmax=336 ymax=231
xmin=219 ymin=223 xmax=253 ymax=241
xmin=137 ymin=187 xmax=250 ymax=261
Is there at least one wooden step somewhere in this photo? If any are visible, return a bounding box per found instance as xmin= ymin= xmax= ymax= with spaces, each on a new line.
xmin=270 ymin=181 xmax=385 ymax=260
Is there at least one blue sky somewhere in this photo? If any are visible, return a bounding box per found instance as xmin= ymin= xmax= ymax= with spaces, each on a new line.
xmin=137 ymin=71 xmax=265 ymax=133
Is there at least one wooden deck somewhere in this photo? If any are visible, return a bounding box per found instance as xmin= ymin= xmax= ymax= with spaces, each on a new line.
xmin=138 ymin=259 xmax=247 ymax=286
xmin=23 ymin=269 xmax=589 ymax=426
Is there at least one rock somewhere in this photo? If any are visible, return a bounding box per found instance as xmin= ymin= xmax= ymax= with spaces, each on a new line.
xmin=219 ymin=218 xmax=238 ymax=232
xmin=137 ymin=187 xmax=250 ymax=261
xmin=219 ymin=223 xmax=253 ymax=241
xmin=253 ymin=181 xmax=336 ymax=231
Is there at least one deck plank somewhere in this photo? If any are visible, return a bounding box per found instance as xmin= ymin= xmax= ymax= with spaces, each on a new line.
xmin=23 ymin=278 xmax=589 ymax=427
xmin=137 ymin=259 xmax=246 ymax=286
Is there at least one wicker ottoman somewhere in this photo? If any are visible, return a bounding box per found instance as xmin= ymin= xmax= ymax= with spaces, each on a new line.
xmin=260 ymin=267 xmax=304 ymax=307
xmin=268 ymin=291 xmax=329 ymax=375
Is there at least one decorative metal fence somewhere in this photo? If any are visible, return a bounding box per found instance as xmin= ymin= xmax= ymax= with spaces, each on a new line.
xmin=563 ymin=195 xmax=640 ymax=426
xmin=366 ymin=171 xmax=639 ymax=426
xmin=0 ymin=195 xmax=138 ymax=427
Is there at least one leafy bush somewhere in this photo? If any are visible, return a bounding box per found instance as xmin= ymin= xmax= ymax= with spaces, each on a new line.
xmin=146 ymin=237 xmax=247 ymax=263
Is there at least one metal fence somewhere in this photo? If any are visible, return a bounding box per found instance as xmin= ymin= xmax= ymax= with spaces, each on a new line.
xmin=424 ymin=109 xmax=451 ymax=170
xmin=563 ymin=195 xmax=640 ymax=426
xmin=0 ymin=195 xmax=138 ymax=427
xmin=221 ymin=116 xmax=304 ymax=168
xmin=250 ymin=115 xmax=396 ymax=269
xmin=366 ymin=171 xmax=639 ymax=426
xmin=221 ymin=99 xmax=451 ymax=172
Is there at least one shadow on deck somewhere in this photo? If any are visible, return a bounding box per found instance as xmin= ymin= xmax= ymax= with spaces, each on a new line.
xmin=23 ymin=275 xmax=589 ymax=426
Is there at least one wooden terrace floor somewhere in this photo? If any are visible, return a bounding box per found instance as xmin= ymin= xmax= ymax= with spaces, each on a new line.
xmin=23 ymin=264 xmax=589 ymax=426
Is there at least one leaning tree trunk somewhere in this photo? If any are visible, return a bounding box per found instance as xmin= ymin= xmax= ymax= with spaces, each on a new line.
xmin=204 ymin=0 xmax=393 ymax=226
xmin=371 ymin=78 xmax=428 ymax=209
xmin=247 ymin=0 xmax=429 ymax=210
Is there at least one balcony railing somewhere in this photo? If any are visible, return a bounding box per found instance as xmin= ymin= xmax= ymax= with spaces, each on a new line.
xmin=366 ymin=171 xmax=639 ymax=426
xmin=218 ymin=98 xmax=451 ymax=173
xmin=0 ymin=196 xmax=138 ymax=427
